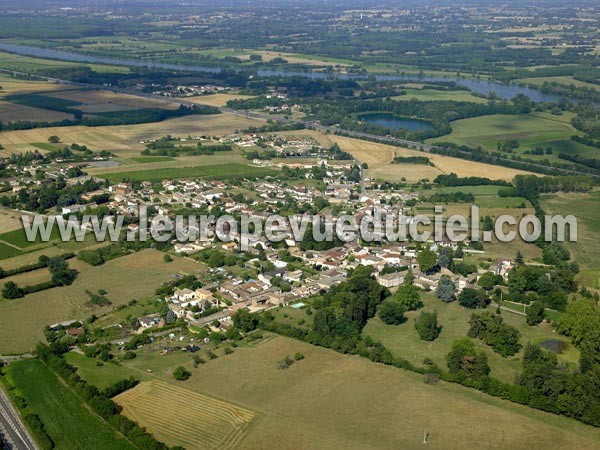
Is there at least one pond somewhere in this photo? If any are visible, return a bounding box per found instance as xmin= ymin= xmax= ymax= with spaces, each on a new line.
xmin=539 ymin=339 xmax=569 ymax=354
xmin=357 ymin=112 xmax=435 ymax=131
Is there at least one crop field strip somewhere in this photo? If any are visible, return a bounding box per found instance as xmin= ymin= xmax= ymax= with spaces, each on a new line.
xmin=115 ymin=380 xmax=255 ymax=450
xmin=96 ymin=163 xmax=278 ymax=182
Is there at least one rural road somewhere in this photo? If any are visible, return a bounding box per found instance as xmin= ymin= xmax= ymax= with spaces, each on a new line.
xmin=0 ymin=386 xmax=38 ymax=450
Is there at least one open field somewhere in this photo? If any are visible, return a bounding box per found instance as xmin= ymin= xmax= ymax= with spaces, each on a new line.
xmin=43 ymin=88 xmax=179 ymax=113
xmin=3 ymin=358 xmax=135 ymax=450
xmin=519 ymin=76 xmax=600 ymax=92
xmin=0 ymin=50 xmax=128 ymax=74
xmin=368 ymin=163 xmax=441 ymax=182
xmin=0 ymin=208 xmax=24 ymax=233
xmin=0 ymin=74 xmax=71 ymax=97
xmin=110 ymin=334 xmax=600 ymax=450
xmin=185 ymin=93 xmax=255 ymax=107
xmin=64 ymin=352 xmax=151 ymax=389
xmin=363 ymin=292 xmax=578 ymax=384
xmin=0 ymin=113 xmax=265 ymax=154
xmin=0 ymin=226 xmax=61 ymax=250
xmin=0 ymin=249 xmax=200 ymax=354
xmin=541 ymin=190 xmax=600 ymax=286
xmin=115 ymin=380 xmax=255 ymax=450
xmin=1 ymin=265 xmax=51 ymax=286
xmin=0 ymin=99 xmax=73 ymax=122
xmin=394 ymin=89 xmax=488 ymax=103
xmin=303 ymin=131 xmax=533 ymax=181
xmin=89 ymin=151 xmax=247 ymax=175
xmin=128 ymin=156 xmax=175 ymax=163
xmin=96 ymin=163 xmax=278 ymax=182
xmin=236 ymin=50 xmax=353 ymax=66
xmin=0 ymin=246 xmax=65 ymax=271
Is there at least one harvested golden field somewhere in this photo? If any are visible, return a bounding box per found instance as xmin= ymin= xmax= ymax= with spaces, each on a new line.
xmin=0 ymin=76 xmax=72 ymax=98
xmin=185 ymin=93 xmax=255 ymax=107
xmin=0 ymin=113 xmax=264 ymax=154
xmin=0 ymin=249 xmax=200 ymax=354
xmin=43 ymin=88 xmax=179 ymax=113
xmin=123 ymin=335 xmax=600 ymax=450
xmin=0 ymin=208 xmax=25 ymax=233
xmin=305 ymin=131 xmax=533 ymax=181
xmin=367 ymin=163 xmax=441 ymax=183
xmin=238 ymin=50 xmax=351 ymax=66
xmin=115 ymin=381 xmax=255 ymax=450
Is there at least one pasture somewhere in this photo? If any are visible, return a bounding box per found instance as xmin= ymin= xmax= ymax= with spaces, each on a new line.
xmin=541 ymin=190 xmax=600 ymax=285
xmin=0 ymin=249 xmax=200 ymax=354
xmin=428 ymin=113 xmax=582 ymax=161
xmin=65 ymin=352 xmax=149 ymax=389
xmin=395 ymin=88 xmax=488 ymax=103
xmin=519 ymin=76 xmax=600 ymax=92
xmin=3 ymin=358 xmax=135 ymax=450
xmin=116 ymin=334 xmax=600 ymax=450
xmin=363 ymin=292 xmax=578 ymax=384
xmin=96 ymin=163 xmax=278 ymax=182
xmin=115 ymin=380 xmax=255 ymax=450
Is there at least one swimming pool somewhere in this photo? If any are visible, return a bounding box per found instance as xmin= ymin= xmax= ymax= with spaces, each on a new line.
xmin=290 ymin=302 xmax=306 ymax=309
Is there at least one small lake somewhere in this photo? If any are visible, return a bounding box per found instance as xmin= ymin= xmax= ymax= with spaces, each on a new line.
xmin=539 ymin=339 xmax=569 ymax=354
xmin=358 ymin=113 xmax=435 ymax=131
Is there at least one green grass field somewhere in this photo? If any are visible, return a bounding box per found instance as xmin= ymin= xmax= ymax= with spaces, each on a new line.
xmin=0 ymin=226 xmax=62 ymax=249
xmin=363 ymin=292 xmax=579 ymax=384
xmin=541 ymin=190 xmax=600 ymax=285
xmin=65 ymin=353 xmax=147 ymax=389
xmin=128 ymin=156 xmax=176 ymax=163
xmin=4 ymin=359 xmax=135 ymax=450
xmin=31 ymin=142 xmax=63 ymax=152
xmin=0 ymin=50 xmax=129 ymax=74
xmin=0 ymin=241 xmax=23 ymax=260
xmin=98 ymin=163 xmax=278 ymax=182
xmin=428 ymin=113 xmax=589 ymax=163
xmin=519 ymin=76 xmax=600 ymax=92
xmin=395 ymin=88 xmax=488 ymax=103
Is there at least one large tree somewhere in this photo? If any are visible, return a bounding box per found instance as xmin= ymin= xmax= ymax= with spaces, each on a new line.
xmin=417 ymin=248 xmax=437 ymax=273
xmin=436 ymin=275 xmax=456 ymax=303
xmin=458 ymin=288 xmax=490 ymax=309
xmin=415 ymin=311 xmax=440 ymax=341
xmin=378 ymin=299 xmax=406 ymax=325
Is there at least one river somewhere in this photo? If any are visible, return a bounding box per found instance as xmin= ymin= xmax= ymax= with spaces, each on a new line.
xmin=0 ymin=42 xmax=569 ymax=102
